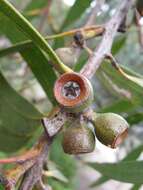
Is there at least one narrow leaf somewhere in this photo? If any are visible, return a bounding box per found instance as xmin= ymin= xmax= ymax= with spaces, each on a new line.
xmin=90 ymin=176 xmax=108 ymax=187
xmin=0 ymin=71 xmax=42 ymax=152
xmin=90 ymin=145 xmax=143 ymax=187
xmin=118 ymin=67 xmax=143 ymax=88
xmin=0 ymin=0 xmax=71 ymax=73
xmin=130 ymin=184 xmax=142 ymax=190
xmin=90 ymin=161 xmax=143 ymax=184
xmin=112 ymin=35 xmax=127 ymax=55
xmin=99 ymin=63 xmax=143 ymax=106
xmin=99 ymin=99 xmax=135 ymax=113
xmin=0 ymin=13 xmax=57 ymax=104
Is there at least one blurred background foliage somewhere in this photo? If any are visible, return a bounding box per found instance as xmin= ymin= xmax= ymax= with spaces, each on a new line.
xmin=0 ymin=0 xmax=143 ymax=189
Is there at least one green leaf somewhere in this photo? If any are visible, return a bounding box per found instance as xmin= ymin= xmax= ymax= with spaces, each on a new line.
xmin=0 ymin=71 xmax=42 ymax=119
xmin=99 ymin=101 xmax=143 ymax=125
xmin=112 ymin=35 xmax=127 ymax=55
xmin=24 ymin=0 xmax=47 ymax=12
xmin=117 ymin=66 xmax=143 ymax=88
xmin=0 ymin=0 xmax=71 ymax=74
xmin=126 ymin=112 xmax=143 ymax=125
xmin=47 ymin=161 xmax=68 ymax=183
xmin=130 ymin=184 xmax=142 ymax=190
xmin=99 ymin=99 xmax=135 ymax=113
xmin=90 ymin=175 xmax=108 ymax=188
xmin=123 ymin=145 xmax=143 ymax=161
xmin=90 ymin=161 xmax=143 ymax=184
xmin=23 ymin=0 xmax=49 ymax=19
xmin=0 ymin=13 xmax=57 ymax=105
xmin=0 ymin=71 xmax=42 ymax=152
xmin=21 ymin=47 xmax=57 ymax=105
xmin=90 ymin=145 xmax=143 ymax=187
xmin=99 ymin=62 xmax=143 ymax=106
xmin=61 ymin=0 xmax=91 ymax=30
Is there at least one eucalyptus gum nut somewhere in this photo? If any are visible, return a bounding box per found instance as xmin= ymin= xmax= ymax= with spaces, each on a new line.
xmin=54 ymin=72 xmax=94 ymax=113
xmin=93 ymin=113 xmax=129 ymax=148
xmin=55 ymin=47 xmax=80 ymax=68
xmin=62 ymin=123 xmax=95 ymax=154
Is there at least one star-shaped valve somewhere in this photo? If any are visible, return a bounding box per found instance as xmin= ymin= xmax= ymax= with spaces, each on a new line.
xmin=62 ymin=81 xmax=80 ymax=99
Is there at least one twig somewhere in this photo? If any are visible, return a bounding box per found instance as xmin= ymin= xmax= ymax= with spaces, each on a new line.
xmin=0 ymin=148 xmax=41 ymax=164
xmin=36 ymin=179 xmax=52 ymax=190
xmin=3 ymin=159 xmax=35 ymax=190
xmin=19 ymin=134 xmax=53 ymax=190
xmin=81 ymin=0 xmax=134 ymax=79
xmin=0 ymin=25 xmax=104 ymax=58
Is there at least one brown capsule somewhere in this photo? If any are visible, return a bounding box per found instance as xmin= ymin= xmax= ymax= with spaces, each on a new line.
xmin=54 ymin=72 xmax=93 ymax=113
xmin=93 ymin=113 xmax=129 ymax=148
xmin=62 ymin=121 xmax=95 ymax=154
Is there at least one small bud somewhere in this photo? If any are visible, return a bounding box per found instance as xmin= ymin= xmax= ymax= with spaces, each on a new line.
xmin=54 ymin=72 xmax=93 ymax=113
xmin=93 ymin=113 xmax=129 ymax=148
xmin=62 ymin=120 xmax=95 ymax=154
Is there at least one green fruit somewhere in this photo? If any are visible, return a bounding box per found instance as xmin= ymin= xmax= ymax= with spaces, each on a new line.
xmin=93 ymin=113 xmax=129 ymax=148
xmin=62 ymin=121 xmax=95 ymax=154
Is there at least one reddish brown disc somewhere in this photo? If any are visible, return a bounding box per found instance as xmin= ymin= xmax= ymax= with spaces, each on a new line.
xmin=54 ymin=72 xmax=91 ymax=109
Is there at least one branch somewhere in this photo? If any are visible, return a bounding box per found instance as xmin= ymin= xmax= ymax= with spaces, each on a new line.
xmin=19 ymin=134 xmax=53 ymax=190
xmin=81 ymin=0 xmax=134 ymax=79
xmin=0 ymin=25 xmax=104 ymax=58
xmin=0 ymin=107 xmax=66 ymax=190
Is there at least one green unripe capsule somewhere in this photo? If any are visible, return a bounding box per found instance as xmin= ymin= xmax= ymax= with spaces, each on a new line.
xmin=62 ymin=121 xmax=95 ymax=154
xmin=93 ymin=113 xmax=129 ymax=148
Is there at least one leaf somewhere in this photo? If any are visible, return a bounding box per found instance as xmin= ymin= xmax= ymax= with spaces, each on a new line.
xmin=130 ymin=184 xmax=142 ymax=190
xmin=0 ymin=13 xmax=57 ymax=105
xmin=0 ymin=0 xmax=71 ymax=74
xmin=50 ymin=135 xmax=76 ymax=179
xmin=99 ymin=100 xmax=143 ymax=125
xmin=23 ymin=0 xmax=48 ymax=19
xmin=90 ymin=161 xmax=143 ymax=184
xmin=99 ymin=99 xmax=135 ymax=113
xmin=44 ymin=161 xmax=68 ymax=183
xmin=21 ymin=47 xmax=57 ymax=105
xmin=118 ymin=67 xmax=143 ymax=88
xmin=50 ymin=170 xmax=68 ymax=183
xmin=0 ymin=71 xmax=42 ymax=152
xmin=111 ymin=35 xmax=127 ymax=55
xmin=90 ymin=145 xmax=143 ymax=187
xmin=61 ymin=0 xmax=91 ymax=30
xmin=24 ymin=0 xmax=47 ymax=12
xmin=123 ymin=145 xmax=143 ymax=161
xmin=126 ymin=112 xmax=143 ymax=125
xmin=99 ymin=62 xmax=143 ymax=106
xmin=90 ymin=175 xmax=108 ymax=188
